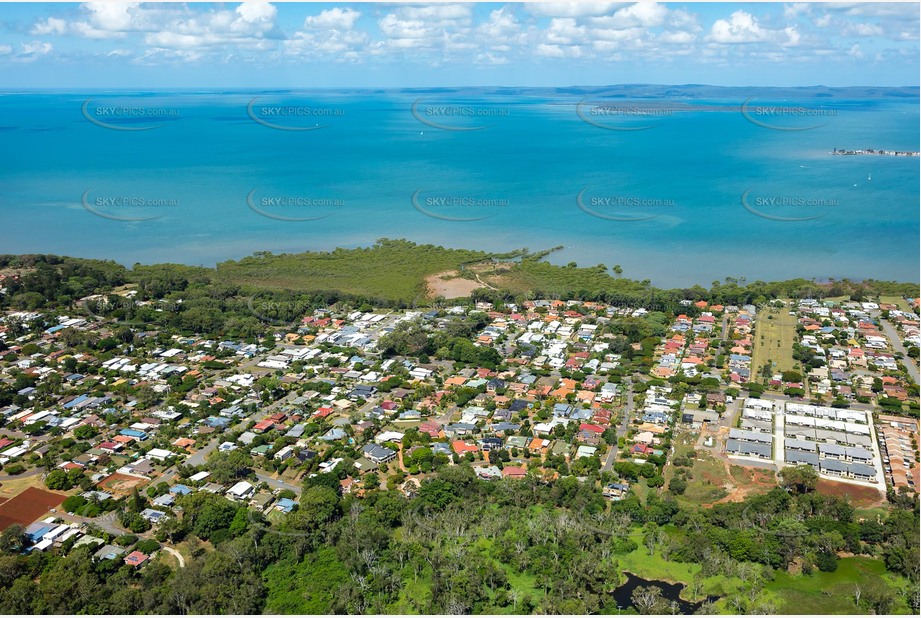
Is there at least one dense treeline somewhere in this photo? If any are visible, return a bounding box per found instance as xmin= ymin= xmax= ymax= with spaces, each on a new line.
xmin=0 ymin=463 xmax=917 ymax=614
xmin=2 ymin=242 xmax=916 ymax=342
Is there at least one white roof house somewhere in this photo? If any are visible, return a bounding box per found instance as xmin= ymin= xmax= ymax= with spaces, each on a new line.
xmin=227 ymin=481 xmax=254 ymax=500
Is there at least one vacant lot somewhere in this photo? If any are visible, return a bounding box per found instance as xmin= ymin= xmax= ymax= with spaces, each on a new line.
xmin=668 ymin=433 xmax=776 ymax=507
xmin=425 ymin=271 xmax=484 ymax=299
xmin=817 ymin=479 xmax=885 ymax=508
xmin=751 ymin=305 xmax=799 ymax=378
xmin=879 ymin=295 xmax=913 ymax=313
xmin=667 ymin=448 xmax=730 ymax=506
xmin=97 ymin=473 xmax=148 ymax=497
xmin=0 ymin=473 xmax=47 ymax=500
xmin=0 ymin=487 xmax=64 ymax=531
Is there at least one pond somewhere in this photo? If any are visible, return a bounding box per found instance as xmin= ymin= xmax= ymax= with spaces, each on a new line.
xmin=611 ymin=573 xmax=719 ymax=614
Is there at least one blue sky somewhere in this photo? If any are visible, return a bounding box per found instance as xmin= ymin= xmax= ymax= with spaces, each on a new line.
xmin=0 ymin=2 xmax=918 ymax=87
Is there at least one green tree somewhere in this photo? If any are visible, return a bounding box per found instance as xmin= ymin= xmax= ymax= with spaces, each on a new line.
xmin=778 ymin=465 xmax=818 ymax=495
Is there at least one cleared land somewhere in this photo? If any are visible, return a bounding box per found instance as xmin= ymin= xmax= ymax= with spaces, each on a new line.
xmin=0 ymin=487 xmax=64 ymax=530
xmin=667 ymin=432 xmax=776 ymax=507
xmin=97 ymin=473 xmax=148 ymax=497
xmin=816 ymin=478 xmax=885 ymax=508
xmin=425 ymin=271 xmax=485 ymax=299
xmin=751 ymin=305 xmax=799 ymax=378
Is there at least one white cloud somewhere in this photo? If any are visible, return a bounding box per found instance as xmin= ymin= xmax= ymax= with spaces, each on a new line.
xmin=545 ymin=18 xmax=587 ymax=45
xmin=304 ymin=7 xmax=360 ymax=31
xmin=12 ymin=40 xmax=53 ymax=62
xmin=31 ymin=17 xmax=67 ymax=35
xmin=29 ymin=2 xmax=280 ymax=52
xmin=287 ymin=6 xmax=366 ymax=58
xmin=375 ymin=3 xmax=473 ymax=54
xmin=709 ymin=11 xmax=769 ymax=44
xmin=526 ymin=2 xmax=623 ymax=18
xmin=659 ymin=30 xmax=695 ymax=45
xmin=590 ymin=2 xmax=668 ymax=29
xmin=236 ymin=2 xmax=276 ymax=24
xmin=842 ymin=22 xmax=884 ymax=37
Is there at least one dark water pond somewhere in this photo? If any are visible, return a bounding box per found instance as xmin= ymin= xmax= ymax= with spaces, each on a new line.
xmin=611 ymin=573 xmax=719 ymax=614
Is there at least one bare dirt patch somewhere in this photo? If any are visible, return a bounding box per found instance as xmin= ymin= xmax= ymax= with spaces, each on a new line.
xmin=0 ymin=487 xmax=65 ymax=530
xmin=97 ymin=473 xmax=148 ymax=497
xmin=708 ymin=462 xmax=777 ymax=506
xmin=425 ymin=271 xmax=484 ymax=299
xmin=816 ymin=479 xmax=885 ymax=507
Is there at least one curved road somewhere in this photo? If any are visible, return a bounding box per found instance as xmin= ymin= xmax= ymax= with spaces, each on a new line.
xmin=161 ymin=546 xmax=185 ymax=568
xmin=878 ymin=317 xmax=919 ymax=385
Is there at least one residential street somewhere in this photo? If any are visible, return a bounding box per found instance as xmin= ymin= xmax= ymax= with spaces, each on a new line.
xmin=878 ymin=317 xmax=919 ymax=384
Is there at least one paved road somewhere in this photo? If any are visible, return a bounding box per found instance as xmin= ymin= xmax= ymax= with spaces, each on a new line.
xmin=616 ymin=379 xmax=635 ymax=439
xmin=604 ymin=379 xmax=634 ymax=472
xmin=58 ymin=511 xmax=129 ymax=538
xmin=878 ymin=317 xmax=919 ymax=384
xmin=0 ymin=467 xmax=44 ymax=482
xmin=183 ymin=391 xmax=297 ymax=469
xmin=255 ymin=472 xmax=302 ymax=495
xmin=435 ymin=405 xmax=459 ymax=426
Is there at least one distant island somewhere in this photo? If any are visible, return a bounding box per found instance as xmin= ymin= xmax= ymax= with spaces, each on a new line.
xmin=832 ymin=147 xmax=919 ymax=157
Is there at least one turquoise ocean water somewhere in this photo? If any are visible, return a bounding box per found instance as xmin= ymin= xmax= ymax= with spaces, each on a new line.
xmin=1 ymin=89 xmax=918 ymax=287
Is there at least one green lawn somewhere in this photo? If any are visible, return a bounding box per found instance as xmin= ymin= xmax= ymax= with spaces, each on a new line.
xmin=751 ymin=305 xmax=799 ymax=378
xmin=879 ymin=296 xmax=913 ymax=313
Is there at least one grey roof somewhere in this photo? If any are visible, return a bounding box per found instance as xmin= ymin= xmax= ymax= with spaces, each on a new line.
xmin=845 ymin=446 xmax=873 ymax=461
xmin=820 ymin=458 xmax=849 ymax=473
xmin=785 ymin=427 xmax=816 ymax=440
xmin=361 ymin=443 xmax=396 ymax=462
xmin=844 ymin=433 xmax=873 ymax=447
xmin=784 ymin=449 xmax=819 ymax=466
xmin=848 ymin=462 xmax=876 ymax=478
xmin=726 ymin=438 xmax=772 ymax=458
xmin=729 ymin=428 xmax=773 ymax=444
xmin=785 ymin=438 xmax=817 ymax=452
xmin=818 ymin=443 xmax=847 ymax=457
xmin=815 ymin=428 xmax=849 ymax=444
xmin=741 ymin=418 xmax=774 ymax=432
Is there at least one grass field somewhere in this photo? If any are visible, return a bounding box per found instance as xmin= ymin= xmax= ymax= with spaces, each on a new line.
xmin=619 ymin=540 xmax=913 ymax=614
xmin=211 ymin=239 xmax=661 ymax=304
xmin=751 ymin=304 xmax=799 ymax=379
xmin=0 ymin=472 xmax=46 ymax=499
xmin=879 ymin=296 xmax=913 ymax=312
xmin=765 ymin=556 xmax=912 ymax=615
